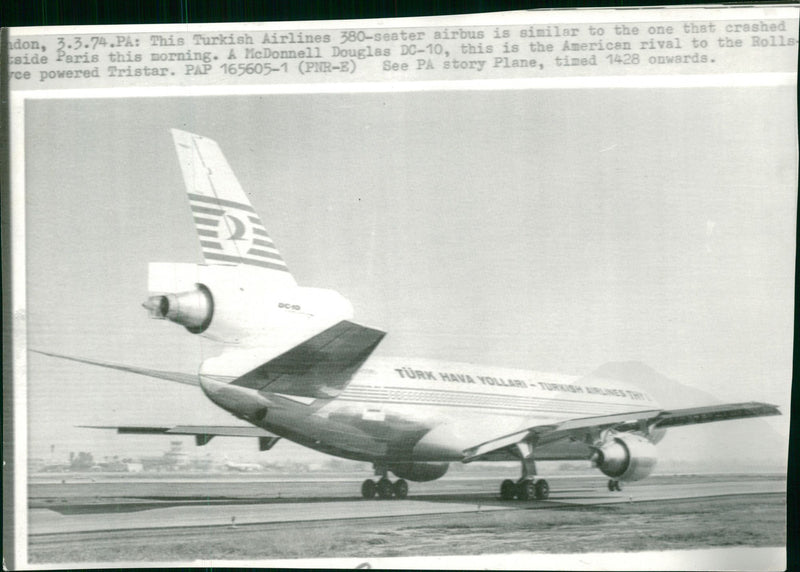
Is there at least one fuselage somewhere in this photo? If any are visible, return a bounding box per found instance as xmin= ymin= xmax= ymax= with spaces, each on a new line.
xmin=199 ymin=356 xmax=660 ymax=465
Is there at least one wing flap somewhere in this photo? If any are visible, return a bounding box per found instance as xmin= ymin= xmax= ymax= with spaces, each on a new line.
xmin=462 ymin=410 xmax=661 ymax=462
xmin=651 ymin=401 xmax=781 ymax=428
xmin=230 ymin=320 xmax=386 ymax=398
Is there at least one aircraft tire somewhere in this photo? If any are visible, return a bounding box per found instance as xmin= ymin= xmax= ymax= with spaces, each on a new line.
xmin=614 ymin=480 xmax=622 ymax=492
xmin=608 ymin=479 xmax=616 ymax=492
xmin=517 ymin=479 xmax=535 ymax=501
xmin=500 ymin=479 xmax=516 ymax=500
xmin=393 ymin=479 xmax=409 ymax=499
xmin=534 ymin=479 xmax=549 ymax=500
xmin=361 ymin=479 xmax=377 ymax=499
xmin=376 ymin=478 xmax=394 ymax=499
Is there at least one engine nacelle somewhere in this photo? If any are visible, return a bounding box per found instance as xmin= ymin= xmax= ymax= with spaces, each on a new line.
xmin=144 ymin=263 xmax=354 ymax=346
xmin=591 ymin=433 xmax=657 ymax=482
xmin=388 ymin=462 xmax=449 ymax=482
xmin=144 ymin=284 xmax=214 ymax=333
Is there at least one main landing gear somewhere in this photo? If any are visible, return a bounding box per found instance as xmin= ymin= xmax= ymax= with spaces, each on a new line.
xmin=362 ymin=466 xmax=408 ymax=500
xmin=500 ymin=478 xmax=550 ymax=501
xmin=607 ymin=479 xmax=622 ymax=492
xmin=500 ymin=442 xmax=550 ymax=501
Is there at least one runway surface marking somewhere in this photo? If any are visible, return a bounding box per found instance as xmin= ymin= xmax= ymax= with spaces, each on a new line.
xmin=541 ymin=479 xmax=783 ymax=505
xmin=30 ymin=499 xmax=511 ymax=535
xmin=28 ymin=478 xmax=784 ymax=536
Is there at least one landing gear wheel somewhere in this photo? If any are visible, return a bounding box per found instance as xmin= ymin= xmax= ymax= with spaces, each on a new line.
xmin=393 ymin=479 xmax=408 ymax=499
xmin=614 ymin=480 xmax=622 ymax=492
xmin=376 ymin=478 xmax=394 ymax=499
xmin=517 ymin=479 xmax=535 ymax=501
xmin=534 ymin=479 xmax=550 ymax=500
xmin=500 ymin=479 xmax=517 ymax=500
xmin=608 ymin=479 xmax=622 ymax=492
xmin=361 ymin=479 xmax=377 ymax=499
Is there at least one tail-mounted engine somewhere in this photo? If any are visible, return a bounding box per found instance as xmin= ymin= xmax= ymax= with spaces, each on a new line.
xmin=143 ymin=262 xmax=353 ymax=345
xmin=590 ymin=433 xmax=657 ymax=482
xmin=144 ymin=284 xmax=214 ymax=334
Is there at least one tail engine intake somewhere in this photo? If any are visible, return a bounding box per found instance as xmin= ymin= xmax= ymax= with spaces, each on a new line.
xmin=143 ymin=284 xmax=214 ymax=334
xmin=591 ymin=433 xmax=657 ymax=482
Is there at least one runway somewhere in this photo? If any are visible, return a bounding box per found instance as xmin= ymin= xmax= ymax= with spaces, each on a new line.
xmin=29 ymin=475 xmax=785 ymax=536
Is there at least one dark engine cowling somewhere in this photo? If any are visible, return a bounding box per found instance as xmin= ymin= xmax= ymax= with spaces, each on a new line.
xmin=389 ymin=462 xmax=449 ymax=482
xmin=591 ymin=433 xmax=657 ymax=482
xmin=143 ymin=284 xmax=214 ymax=334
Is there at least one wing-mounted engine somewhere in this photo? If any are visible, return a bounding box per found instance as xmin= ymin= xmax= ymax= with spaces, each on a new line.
xmin=590 ymin=432 xmax=657 ymax=482
xmin=144 ymin=262 xmax=353 ymax=345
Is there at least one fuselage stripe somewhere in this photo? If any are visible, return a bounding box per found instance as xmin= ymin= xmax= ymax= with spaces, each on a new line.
xmin=342 ymin=384 xmax=647 ymax=408
xmin=335 ymin=395 xmax=635 ymax=415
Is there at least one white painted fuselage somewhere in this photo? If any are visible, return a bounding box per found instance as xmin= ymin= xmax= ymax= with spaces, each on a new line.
xmin=200 ymin=355 xmax=659 ymax=465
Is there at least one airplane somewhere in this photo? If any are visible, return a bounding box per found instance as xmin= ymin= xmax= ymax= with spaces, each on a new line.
xmin=223 ymin=457 xmax=263 ymax=472
xmin=35 ymin=129 xmax=781 ymax=501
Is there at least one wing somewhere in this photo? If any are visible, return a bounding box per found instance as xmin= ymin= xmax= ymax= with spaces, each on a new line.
xmin=32 ymin=349 xmax=200 ymax=386
xmin=463 ymin=402 xmax=781 ymax=462
xmin=81 ymin=425 xmax=281 ymax=450
xmin=229 ymin=320 xmax=386 ymax=398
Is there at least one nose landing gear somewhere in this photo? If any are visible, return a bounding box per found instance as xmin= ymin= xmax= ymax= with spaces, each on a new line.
xmin=607 ymin=479 xmax=622 ymax=492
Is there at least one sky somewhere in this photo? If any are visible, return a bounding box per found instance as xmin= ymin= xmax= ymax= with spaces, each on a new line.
xmin=23 ymin=87 xmax=796 ymax=464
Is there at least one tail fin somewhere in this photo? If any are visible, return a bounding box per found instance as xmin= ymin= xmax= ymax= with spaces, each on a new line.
xmin=171 ymin=129 xmax=295 ymax=284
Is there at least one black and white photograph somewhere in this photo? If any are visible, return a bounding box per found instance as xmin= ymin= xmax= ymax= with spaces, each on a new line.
xmin=6 ymin=8 xmax=797 ymax=570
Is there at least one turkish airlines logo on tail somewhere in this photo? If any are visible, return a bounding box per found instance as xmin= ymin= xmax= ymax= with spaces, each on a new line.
xmin=188 ymin=193 xmax=289 ymax=272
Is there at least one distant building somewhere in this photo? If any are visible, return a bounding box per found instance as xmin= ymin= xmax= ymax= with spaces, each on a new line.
xmin=68 ymin=451 xmax=96 ymax=471
xmin=141 ymin=440 xmax=191 ymax=471
xmin=125 ymin=462 xmax=144 ymax=473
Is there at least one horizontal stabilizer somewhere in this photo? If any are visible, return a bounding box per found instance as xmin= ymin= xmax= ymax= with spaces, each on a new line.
xmin=231 ymin=320 xmax=386 ymax=398
xmin=80 ymin=424 xmax=280 ymax=448
xmin=32 ymin=350 xmax=199 ymax=387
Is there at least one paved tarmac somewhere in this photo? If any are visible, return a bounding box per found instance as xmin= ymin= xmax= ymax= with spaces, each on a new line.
xmin=29 ymin=477 xmax=785 ymax=536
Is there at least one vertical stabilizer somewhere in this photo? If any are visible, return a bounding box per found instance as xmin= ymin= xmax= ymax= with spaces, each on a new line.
xmin=171 ymin=129 xmax=296 ymax=285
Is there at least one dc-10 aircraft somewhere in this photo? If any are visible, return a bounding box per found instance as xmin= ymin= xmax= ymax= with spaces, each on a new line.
xmin=37 ymin=129 xmax=781 ymax=501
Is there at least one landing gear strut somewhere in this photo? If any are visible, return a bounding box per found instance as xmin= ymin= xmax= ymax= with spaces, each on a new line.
xmin=607 ymin=479 xmax=622 ymax=492
xmin=361 ymin=466 xmax=408 ymax=500
xmin=499 ymin=444 xmax=550 ymax=501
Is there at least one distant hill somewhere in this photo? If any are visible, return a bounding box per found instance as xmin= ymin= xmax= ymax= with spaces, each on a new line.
xmin=582 ymin=361 xmax=787 ymax=474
